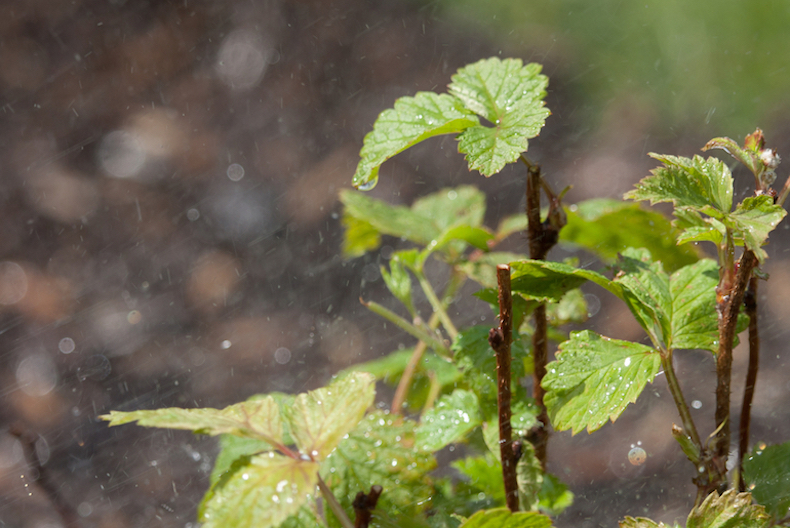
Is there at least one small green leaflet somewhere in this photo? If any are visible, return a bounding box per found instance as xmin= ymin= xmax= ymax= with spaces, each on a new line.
xmin=743 ymin=441 xmax=790 ymax=520
xmin=625 ymin=154 xmax=733 ymax=213
xmin=457 ymin=508 xmax=554 ymax=528
xmin=686 ymin=490 xmax=771 ymax=528
xmin=198 ymin=452 xmax=319 ymax=528
xmin=284 ymin=372 xmax=375 ymax=461
xmin=449 ymin=58 xmax=550 ymax=176
xmin=101 ymin=397 xmax=283 ymax=445
xmin=353 ymin=92 xmax=478 ymax=189
xmin=619 ymin=518 xmax=673 ymax=528
xmin=725 ymin=195 xmax=786 ymax=262
xmin=381 ymin=257 xmax=415 ymax=315
xmin=542 ymin=330 xmax=660 ymax=434
xmin=416 ymin=389 xmax=481 ymax=452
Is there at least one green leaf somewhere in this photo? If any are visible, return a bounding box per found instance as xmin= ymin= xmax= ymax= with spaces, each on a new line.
xmin=516 ymin=442 xmax=544 ymax=512
xmin=448 ymin=58 xmax=550 ymax=176
xmin=353 ymin=92 xmax=479 ymax=189
xmin=210 ymin=434 xmax=271 ymax=489
xmin=743 ymin=441 xmax=790 ymax=520
xmin=460 ymin=252 xmax=526 ymax=289
xmin=674 ymin=207 xmax=725 ymax=246
xmin=341 ymin=212 xmax=380 ymax=259
xmin=431 ymin=225 xmax=494 ymax=252
xmin=340 ymin=189 xmax=440 ymax=246
xmin=704 ymin=136 xmax=763 ymax=178
xmin=546 ymin=288 xmax=588 ymax=327
xmin=284 ymin=372 xmax=375 ymax=460
xmin=725 ymin=195 xmax=786 ymax=262
xmin=347 ymin=348 xmax=461 ymax=388
xmin=453 ymin=453 xmax=507 ymax=505
xmin=510 ymin=259 xmax=620 ymax=303
xmin=322 ymin=411 xmax=436 ymax=517
xmin=543 ymin=330 xmax=661 ymax=434
xmin=496 ymin=214 xmax=528 ymax=241
xmin=416 ymin=389 xmax=482 ymax=452
xmin=381 ymin=258 xmax=415 ymax=315
xmin=411 ymin=186 xmax=486 ymax=232
xmin=686 ymin=490 xmax=771 ymax=528
xmin=199 ymin=452 xmax=319 ymax=528
xmin=101 ymin=397 xmax=283 ymax=444
xmin=625 ymin=154 xmax=733 ymax=213
xmin=538 ymin=473 xmax=574 ymax=516
xmin=482 ymin=401 xmax=540 ymax=457
xmin=560 ymin=199 xmax=699 ymax=273
xmin=457 ymin=508 xmax=553 ymax=528
xmin=669 ymin=259 xmax=720 ymax=352
xmin=612 ymin=248 xmax=672 ymax=349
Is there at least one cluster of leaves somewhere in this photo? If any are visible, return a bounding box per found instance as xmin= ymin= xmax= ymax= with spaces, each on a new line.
xmin=101 ymin=57 xmax=790 ymax=527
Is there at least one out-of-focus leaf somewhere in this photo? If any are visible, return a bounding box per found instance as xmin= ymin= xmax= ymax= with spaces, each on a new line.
xmin=457 ymin=508 xmax=553 ymax=528
xmin=516 ymin=442 xmax=543 ymax=512
xmin=482 ymin=401 xmax=540 ymax=457
xmin=340 ymin=189 xmax=440 ymax=246
xmin=102 ymin=398 xmax=282 ymax=444
xmin=381 ymin=258 xmax=414 ymax=314
xmin=543 ymin=330 xmax=661 ymax=434
xmin=352 ymin=92 xmax=479 ymax=189
xmin=431 ymin=225 xmax=494 ymax=252
xmin=453 ymin=453 xmax=506 ymax=505
xmin=743 ymin=441 xmax=790 ymax=520
xmin=560 ymin=198 xmax=699 ymax=272
xmin=199 ymin=452 xmax=319 ymax=528
xmin=284 ymin=372 xmax=375 ymax=461
xmin=724 ymin=195 xmax=786 ymax=262
xmin=346 ymin=348 xmax=461 ymax=388
xmin=322 ymin=411 xmax=436 ymax=518
xmin=538 ymin=473 xmax=574 ymax=516
xmin=449 ymin=58 xmax=550 ymax=176
xmin=686 ymin=490 xmax=771 ymax=528
xmin=411 ymin=186 xmax=486 ymax=231
xmin=496 ymin=213 xmax=528 ymax=241
xmin=460 ymin=252 xmax=526 ymax=289
xmin=625 ymin=154 xmax=733 ymax=213
xmin=341 ymin=212 xmax=381 ymax=259
xmin=546 ymin=288 xmax=588 ymax=327
xmin=510 ymin=259 xmax=622 ymax=303
xmin=416 ymin=389 xmax=481 ymax=452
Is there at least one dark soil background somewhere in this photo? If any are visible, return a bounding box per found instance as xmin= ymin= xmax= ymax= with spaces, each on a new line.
xmin=1 ymin=1 xmax=789 ymax=527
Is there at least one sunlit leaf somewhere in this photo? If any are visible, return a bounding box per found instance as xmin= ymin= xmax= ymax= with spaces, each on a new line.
xmin=431 ymin=225 xmax=494 ymax=252
xmin=322 ymin=411 xmax=436 ymax=518
xmin=411 ymin=186 xmax=486 ymax=231
xmin=101 ymin=397 xmax=282 ymax=445
xmin=453 ymin=453 xmax=506 ymax=506
xmin=284 ymin=372 xmax=375 ymax=461
xmin=346 ymin=348 xmax=461 ymax=388
xmin=516 ymin=441 xmax=543 ymax=512
xmin=625 ymin=154 xmax=733 ymax=213
xmin=669 ymin=259 xmax=719 ymax=352
xmin=416 ymin=389 xmax=481 ymax=452
xmin=560 ymin=199 xmax=699 ymax=272
xmin=724 ymin=195 xmax=786 ymax=262
xmin=457 ymin=507 xmax=553 ymax=528
xmin=199 ymin=452 xmax=319 ymax=528
xmin=543 ymin=330 xmax=660 ymax=434
xmin=460 ymin=252 xmax=526 ymax=289
xmin=449 ymin=58 xmax=550 ymax=176
xmin=619 ymin=517 xmax=670 ymax=528
xmin=704 ymin=136 xmax=762 ymax=177
xmin=686 ymin=490 xmax=771 ymax=528
xmin=743 ymin=441 xmax=790 ymax=520
xmin=353 ymin=92 xmax=478 ymax=189
xmin=510 ymin=259 xmax=620 ymax=303
xmin=341 ymin=212 xmax=381 ymax=259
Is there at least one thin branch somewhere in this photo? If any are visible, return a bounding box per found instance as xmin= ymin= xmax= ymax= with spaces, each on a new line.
xmin=714 ymin=249 xmax=758 ymax=485
xmin=416 ymin=271 xmax=458 ymax=339
xmin=738 ymin=276 xmax=760 ymax=491
xmin=361 ymin=299 xmax=451 ymax=357
xmin=489 ymin=264 xmax=519 ymax=512
xmin=662 ymin=352 xmax=703 ymax=450
xmin=353 ymin=485 xmax=383 ymax=528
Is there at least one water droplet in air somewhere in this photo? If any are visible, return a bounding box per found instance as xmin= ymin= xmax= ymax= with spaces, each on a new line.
xmin=59 ymin=337 xmax=76 ymax=354
xmin=226 ymin=163 xmax=245 ymax=182
xmin=691 ymin=400 xmax=702 ymax=409
xmin=628 ymin=446 xmax=647 ymax=466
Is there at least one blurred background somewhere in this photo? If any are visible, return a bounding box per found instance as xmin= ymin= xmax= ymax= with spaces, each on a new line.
xmin=1 ymin=0 xmax=790 ymax=526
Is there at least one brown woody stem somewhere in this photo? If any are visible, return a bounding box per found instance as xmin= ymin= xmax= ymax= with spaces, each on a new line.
xmin=738 ymin=276 xmax=760 ymax=490
xmin=489 ymin=264 xmax=519 ymax=512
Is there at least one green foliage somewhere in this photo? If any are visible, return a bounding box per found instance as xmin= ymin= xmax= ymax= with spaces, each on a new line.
xmin=743 ymin=441 xmax=790 ymax=520
xmin=542 ymin=331 xmax=661 ymax=434
xmin=457 ymin=508 xmax=554 ymax=528
xmin=416 ymin=389 xmax=482 ymax=452
xmin=353 ymin=57 xmax=549 ymax=189
xmin=686 ymin=490 xmax=771 ymax=528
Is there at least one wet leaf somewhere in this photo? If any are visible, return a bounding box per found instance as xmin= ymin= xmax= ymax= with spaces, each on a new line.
xmin=704 ymin=136 xmax=762 ymax=177
xmin=101 ymin=397 xmax=283 ymax=445
xmin=543 ymin=330 xmax=660 ymax=434
xmin=482 ymin=401 xmax=539 ymax=456
xmin=686 ymin=490 xmax=771 ymax=528
xmin=457 ymin=507 xmax=553 ymax=528
xmin=724 ymin=195 xmax=786 ymax=262
xmin=619 ymin=517 xmax=671 ymax=528
xmin=560 ymin=198 xmax=698 ymax=272
xmin=449 ymin=58 xmax=550 ymax=176
xmin=509 ymin=259 xmax=620 ymax=303
xmin=322 ymin=411 xmax=436 ymax=518
xmin=743 ymin=441 xmax=790 ymax=520
xmin=625 ymin=154 xmax=733 ymax=213
xmin=199 ymin=452 xmax=319 ymax=528
xmin=416 ymin=389 xmax=481 ymax=452
xmin=284 ymin=372 xmax=375 ymax=461
xmin=669 ymin=259 xmax=720 ymax=352
xmin=352 ymin=92 xmax=478 ymax=189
